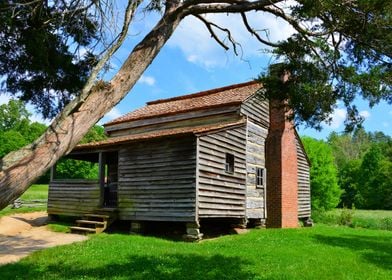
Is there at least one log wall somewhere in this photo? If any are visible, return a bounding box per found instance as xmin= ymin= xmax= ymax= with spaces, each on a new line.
xmin=197 ymin=126 xmax=247 ymax=218
xmin=296 ymin=135 xmax=311 ymax=218
xmin=47 ymin=180 xmax=101 ymax=216
xmin=245 ymin=121 xmax=268 ymax=220
xmin=240 ymin=94 xmax=269 ymax=128
xmin=117 ymin=136 xmax=197 ymax=222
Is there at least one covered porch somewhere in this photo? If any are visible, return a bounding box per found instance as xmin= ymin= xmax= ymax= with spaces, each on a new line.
xmin=47 ymin=150 xmax=118 ymax=217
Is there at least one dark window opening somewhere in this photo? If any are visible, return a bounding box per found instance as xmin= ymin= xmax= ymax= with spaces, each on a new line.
xmin=225 ymin=153 xmax=235 ymax=173
xmin=256 ymin=167 xmax=264 ymax=187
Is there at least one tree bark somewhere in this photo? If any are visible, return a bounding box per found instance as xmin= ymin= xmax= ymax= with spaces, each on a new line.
xmin=0 ymin=2 xmax=182 ymax=210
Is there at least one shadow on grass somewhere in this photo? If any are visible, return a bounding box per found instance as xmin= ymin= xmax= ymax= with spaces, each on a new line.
xmin=0 ymin=253 xmax=255 ymax=280
xmin=314 ymin=234 xmax=392 ymax=270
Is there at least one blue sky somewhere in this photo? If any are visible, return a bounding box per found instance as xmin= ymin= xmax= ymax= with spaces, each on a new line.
xmin=1 ymin=3 xmax=391 ymax=139
xmin=98 ymin=7 xmax=391 ymax=140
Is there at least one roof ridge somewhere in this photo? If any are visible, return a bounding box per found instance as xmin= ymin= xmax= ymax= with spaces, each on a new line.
xmin=147 ymin=80 xmax=259 ymax=105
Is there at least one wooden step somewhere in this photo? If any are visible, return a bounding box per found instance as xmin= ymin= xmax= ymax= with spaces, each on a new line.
xmin=83 ymin=213 xmax=110 ymax=219
xmin=70 ymin=226 xmax=97 ymax=233
xmin=83 ymin=214 xmax=110 ymax=219
xmin=70 ymin=211 xmax=117 ymax=234
xmin=76 ymin=220 xmax=106 ymax=227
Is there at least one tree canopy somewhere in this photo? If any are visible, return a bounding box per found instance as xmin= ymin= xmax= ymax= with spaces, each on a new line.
xmin=327 ymin=128 xmax=392 ymax=209
xmin=0 ymin=100 xmax=46 ymax=157
xmin=1 ymin=1 xmax=391 ymax=125
xmin=0 ymin=0 xmax=391 ymax=209
xmin=302 ymin=136 xmax=341 ymax=211
xmin=259 ymin=0 xmax=391 ymax=129
xmin=0 ymin=0 xmax=102 ymax=118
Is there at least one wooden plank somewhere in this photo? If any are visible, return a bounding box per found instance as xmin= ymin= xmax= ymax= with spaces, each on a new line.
xmin=105 ymin=105 xmax=240 ymax=132
xmin=199 ymin=209 xmax=245 ymax=216
xmin=117 ymin=135 xmax=196 ymax=221
xmin=296 ymin=134 xmax=311 ymax=218
xmin=198 ymin=196 xmax=244 ymax=205
xmin=199 ymin=202 xmax=244 ymax=210
xmin=118 ymin=213 xmax=195 ymax=222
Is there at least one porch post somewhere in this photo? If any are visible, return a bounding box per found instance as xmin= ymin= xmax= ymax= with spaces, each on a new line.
xmin=98 ymin=152 xmax=105 ymax=206
xmin=50 ymin=163 xmax=56 ymax=182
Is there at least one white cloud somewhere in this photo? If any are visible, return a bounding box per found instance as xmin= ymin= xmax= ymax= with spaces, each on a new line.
xmin=138 ymin=75 xmax=156 ymax=86
xmin=168 ymin=10 xmax=296 ymax=69
xmin=325 ymin=108 xmax=347 ymax=129
xmin=359 ymin=110 xmax=370 ymax=119
xmin=104 ymin=107 xmax=122 ymax=121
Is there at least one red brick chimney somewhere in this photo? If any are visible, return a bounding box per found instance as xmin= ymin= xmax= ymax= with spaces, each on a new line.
xmin=265 ymin=71 xmax=299 ymax=228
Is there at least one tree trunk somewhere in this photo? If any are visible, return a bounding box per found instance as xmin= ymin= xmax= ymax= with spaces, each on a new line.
xmin=0 ymin=6 xmax=182 ymax=210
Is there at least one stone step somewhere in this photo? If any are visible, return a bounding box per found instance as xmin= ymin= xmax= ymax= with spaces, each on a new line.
xmin=76 ymin=220 xmax=106 ymax=227
xmin=70 ymin=226 xmax=97 ymax=233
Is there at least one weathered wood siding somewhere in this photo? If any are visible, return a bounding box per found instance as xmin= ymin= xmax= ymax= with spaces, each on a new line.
xmin=106 ymin=106 xmax=241 ymax=137
xmin=240 ymin=94 xmax=269 ymax=128
xmin=47 ymin=180 xmax=101 ymax=216
xmin=197 ymin=126 xmax=247 ymax=218
xmin=117 ymin=136 xmax=197 ymax=222
xmin=296 ymin=135 xmax=311 ymax=218
xmin=245 ymin=121 xmax=268 ymax=220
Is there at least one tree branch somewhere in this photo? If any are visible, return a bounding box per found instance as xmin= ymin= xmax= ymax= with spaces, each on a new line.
xmin=240 ymin=12 xmax=279 ymax=48
xmin=193 ymin=14 xmax=242 ymax=54
xmin=259 ymin=6 xmax=329 ymax=37
xmin=183 ymin=0 xmax=283 ymax=15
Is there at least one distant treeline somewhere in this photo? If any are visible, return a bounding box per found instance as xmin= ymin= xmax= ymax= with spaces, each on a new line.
xmin=302 ymin=129 xmax=392 ymax=211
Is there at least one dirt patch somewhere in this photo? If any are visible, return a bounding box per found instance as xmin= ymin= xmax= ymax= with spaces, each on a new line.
xmin=0 ymin=212 xmax=87 ymax=265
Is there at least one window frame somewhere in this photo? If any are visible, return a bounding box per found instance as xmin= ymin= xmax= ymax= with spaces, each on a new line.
xmin=256 ymin=167 xmax=265 ymax=188
xmin=225 ymin=153 xmax=235 ymax=174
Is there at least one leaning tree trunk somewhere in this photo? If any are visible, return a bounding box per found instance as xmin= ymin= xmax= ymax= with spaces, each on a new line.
xmin=0 ymin=3 xmax=182 ymax=210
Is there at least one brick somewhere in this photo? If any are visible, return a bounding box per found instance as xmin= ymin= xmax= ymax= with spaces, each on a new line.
xmin=265 ymin=98 xmax=298 ymax=228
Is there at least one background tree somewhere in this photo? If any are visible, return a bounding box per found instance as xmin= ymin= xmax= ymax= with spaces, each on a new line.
xmin=327 ymin=129 xmax=392 ymax=209
xmin=0 ymin=0 xmax=391 ymax=209
xmin=355 ymin=145 xmax=392 ymax=209
xmin=0 ymin=100 xmax=106 ymax=181
xmin=0 ymin=100 xmax=46 ymax=157
xmin=54 ymin=125 xmax=107 ymax=180
xmin=302 ymin=136 xmax=341 ymax=211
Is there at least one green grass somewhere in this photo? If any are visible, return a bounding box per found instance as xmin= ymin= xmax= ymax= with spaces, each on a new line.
xmin=20 ymin=184 xmax=48 ymax=200
xmin=314 ymin=209 xmax=392 ymax=230
xmin=0 ymin=225 xmax=391 ymax=279
xmin=47 ymin=216 xmax=75 ymax=233
xmin=0 ymin=184 xmax=48 ymax=218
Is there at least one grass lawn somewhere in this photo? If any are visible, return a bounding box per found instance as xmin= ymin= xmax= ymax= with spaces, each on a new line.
xmin=314 ymin=208 xmax=392 ymax=231
xmin=0 ymin=225 xmax=391 ymax=279
xmin=0 ymin=184 xmax=48 ymax=218
xmin=19 ymin=184 xmax=48 ymax=201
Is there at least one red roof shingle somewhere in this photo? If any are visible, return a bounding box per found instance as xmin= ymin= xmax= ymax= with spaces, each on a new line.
xmin=105 ymin=81 xmax=261 ymax=126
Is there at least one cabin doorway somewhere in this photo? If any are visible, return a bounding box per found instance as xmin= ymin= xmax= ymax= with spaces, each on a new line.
xmin=100 ymin=151 xmax=118 ymax=208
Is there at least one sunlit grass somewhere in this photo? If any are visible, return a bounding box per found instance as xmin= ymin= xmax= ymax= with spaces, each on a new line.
xmin=0 ymin=184 xmax=48 ymax=218
xmin=0 ymin=225 xmax=391 ymax=279
xmin=314 ymin=209 xmax=392 ymax=230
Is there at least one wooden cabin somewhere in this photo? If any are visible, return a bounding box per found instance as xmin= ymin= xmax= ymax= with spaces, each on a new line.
xmin=48 ymin=81 xmax=311 ymax=238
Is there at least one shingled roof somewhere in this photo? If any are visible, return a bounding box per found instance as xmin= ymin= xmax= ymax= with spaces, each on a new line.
xmin=105 ymin=80 xmax=262 ymax=126
xmin=74 ymin=119 xmax=246 ymax=151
